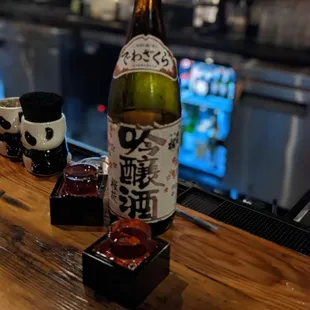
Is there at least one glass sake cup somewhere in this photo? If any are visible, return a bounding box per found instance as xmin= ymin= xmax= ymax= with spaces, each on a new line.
xmin=63 ymin=163 xmax=99 ymax=197
xmin=108 ymin=219 xmax=152 ymax=259
xmin=93 ymin=219 xmax=158 ymax=271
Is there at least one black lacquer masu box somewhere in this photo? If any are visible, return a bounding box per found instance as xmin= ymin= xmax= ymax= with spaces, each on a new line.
xmin=82 ymin=220 xmax=170 ymax=308
xmin=50 ymin=173 xmax=107 ymax=226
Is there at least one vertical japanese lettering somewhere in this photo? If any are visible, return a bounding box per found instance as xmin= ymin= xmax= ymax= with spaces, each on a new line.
xmin=119 ymin=186 xmax=159 ymax=219
xmin=110 ymin=178 xmax=118 ymax=202
xmin=118 ymin=126 xmax=150 ymax=154
xmin=117 ymin=124 xmax=166 ymax=220
xmin=119 ymin=155 xmax=164 ymax=189
xmin=108 ymin=118 xmax=181 ymax=222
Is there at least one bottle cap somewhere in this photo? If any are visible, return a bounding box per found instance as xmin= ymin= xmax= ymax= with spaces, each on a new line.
xmin=20 ymin=92 xmax=63 ymax=123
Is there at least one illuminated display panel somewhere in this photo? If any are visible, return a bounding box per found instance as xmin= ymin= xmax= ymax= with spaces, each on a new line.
xmin=179 ymin=58 xmax=236 ymax=178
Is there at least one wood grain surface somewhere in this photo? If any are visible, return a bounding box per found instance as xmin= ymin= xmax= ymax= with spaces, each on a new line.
xmin=0 ymin=156 xmax=309 ymax=310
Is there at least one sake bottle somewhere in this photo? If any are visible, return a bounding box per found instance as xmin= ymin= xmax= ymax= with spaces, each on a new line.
xmin=108 ymin=0 xmax=181 ymax=235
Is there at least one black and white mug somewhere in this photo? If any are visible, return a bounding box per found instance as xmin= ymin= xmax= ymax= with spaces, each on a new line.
xmin=0 ymin=97 xmax=23 ymax=159
xmin=20 ymin=113 xmax=72 ymax=176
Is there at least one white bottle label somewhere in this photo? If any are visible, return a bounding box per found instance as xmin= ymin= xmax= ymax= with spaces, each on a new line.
xmin=108 ymin=117 xmax=181 ymax=223
xmin=113 ymin=34 xmax=178 ymax=81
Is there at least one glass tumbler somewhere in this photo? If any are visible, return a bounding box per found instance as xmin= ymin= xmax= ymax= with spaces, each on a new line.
xmin=63 ymin=163 xmax=99 ymax=197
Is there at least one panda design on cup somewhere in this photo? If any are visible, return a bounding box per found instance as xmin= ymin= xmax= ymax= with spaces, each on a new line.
xmin=20 ymin=92 xmax=72 ymax=176
xmin=21 ymin=114 xmax=72 ymax=176
xmin=0 ymin=97 xmax=23 ymax=159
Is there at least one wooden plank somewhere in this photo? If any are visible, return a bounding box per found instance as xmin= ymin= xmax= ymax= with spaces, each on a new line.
xmin=0 ymin=157 xmax=309 ymax=310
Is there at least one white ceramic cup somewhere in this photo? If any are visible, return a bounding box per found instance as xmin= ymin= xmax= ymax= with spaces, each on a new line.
xmin=20 ymin=113 xmax=66 ymax=151
xmin=20 ymin=113 xmax=71 ymax=176
xmin=0 ymin=97 xmax=23 ymax=158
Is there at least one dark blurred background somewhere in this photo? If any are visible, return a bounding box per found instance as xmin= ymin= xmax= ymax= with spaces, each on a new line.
xmin=0 ymin=0 xmax=310 ymax=224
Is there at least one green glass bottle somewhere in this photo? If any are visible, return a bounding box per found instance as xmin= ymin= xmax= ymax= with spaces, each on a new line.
xmin=107 ymin=0 xmax=181 ymax=236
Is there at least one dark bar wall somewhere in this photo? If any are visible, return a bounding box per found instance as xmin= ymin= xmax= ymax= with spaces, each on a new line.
xmin=0 ymin=0 xmax=310 ymax=226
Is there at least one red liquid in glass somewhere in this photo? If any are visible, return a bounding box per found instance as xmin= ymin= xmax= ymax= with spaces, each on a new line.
xmin=63 ymin=163 xmax=99 ymax=197
xmin=93 ymin=219 xmax=158 ymax=270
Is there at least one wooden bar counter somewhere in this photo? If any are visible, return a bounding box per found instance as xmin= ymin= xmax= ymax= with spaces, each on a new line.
xmin=0 ymin=156 xmax=309 ymax=310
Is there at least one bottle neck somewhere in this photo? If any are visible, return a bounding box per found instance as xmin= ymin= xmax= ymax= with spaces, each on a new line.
xmin=127 ymin=0 xmax=166 ymax=43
